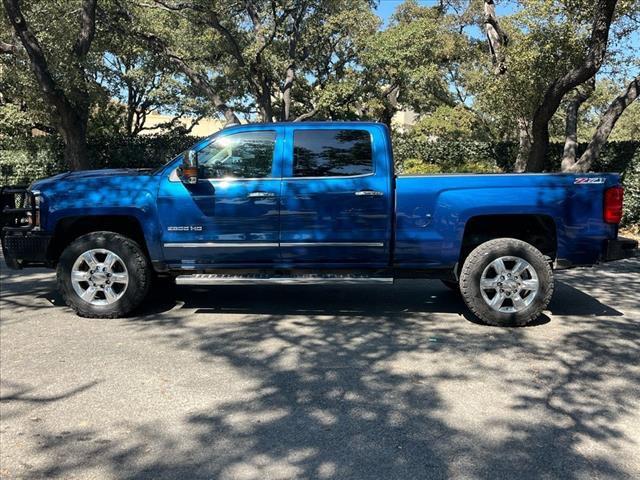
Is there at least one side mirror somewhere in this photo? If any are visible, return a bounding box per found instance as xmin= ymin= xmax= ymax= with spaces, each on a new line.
xmin=178 ymin=150 xmax=199 ymax=184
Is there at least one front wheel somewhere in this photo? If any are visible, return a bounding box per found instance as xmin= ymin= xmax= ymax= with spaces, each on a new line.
xmin=459 ymin=238 xmax=553 ymax=327
xmin=57 ymin=232 xmax=151 ymax=318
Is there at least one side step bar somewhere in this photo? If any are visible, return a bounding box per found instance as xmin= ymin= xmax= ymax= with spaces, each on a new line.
xmin=175 ymin=274 xmax=394 ymax=286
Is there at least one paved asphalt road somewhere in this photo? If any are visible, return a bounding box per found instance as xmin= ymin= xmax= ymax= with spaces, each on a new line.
xmin=1 ymin=257 xmax=639 ymax=480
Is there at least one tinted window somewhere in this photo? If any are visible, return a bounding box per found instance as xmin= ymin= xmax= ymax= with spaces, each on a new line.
xmin=293 ymin=129 xmax=373 ymax=177
xmin=198 ymin=131 xmax=275 ymax=179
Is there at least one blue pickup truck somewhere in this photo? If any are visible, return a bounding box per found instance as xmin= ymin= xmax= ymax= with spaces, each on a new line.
xmin=1 ymin=122 xmax=636 ymax=326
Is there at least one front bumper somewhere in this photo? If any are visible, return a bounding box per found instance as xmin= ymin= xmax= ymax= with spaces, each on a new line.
xmin=1 ymin=230 xmax=53 ymax=269
xmin=603 ymin=237 xmax=638 ymax=262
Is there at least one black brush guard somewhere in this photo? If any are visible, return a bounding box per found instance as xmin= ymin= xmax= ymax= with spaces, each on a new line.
xmin=1 ymin=186 xmax=52 ymax=269
xmin=1 ymin=185 xmax=37 ymax=231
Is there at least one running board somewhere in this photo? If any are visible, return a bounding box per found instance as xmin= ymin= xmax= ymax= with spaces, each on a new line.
xmin=175 ymin=274 xmax=394 ymax=286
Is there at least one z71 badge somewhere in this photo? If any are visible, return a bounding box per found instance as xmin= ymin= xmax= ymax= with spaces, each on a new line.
xmin=574 ymin=177 xmax=606 ymax=184
xmin=167 ymin=225 xmax=203 ymax=232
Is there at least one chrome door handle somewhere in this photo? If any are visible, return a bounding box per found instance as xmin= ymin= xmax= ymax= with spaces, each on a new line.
xmin=248 ymin=191 xmax=276 ymax=198
xmin=355 ymin=190 xmax=383 ymax=197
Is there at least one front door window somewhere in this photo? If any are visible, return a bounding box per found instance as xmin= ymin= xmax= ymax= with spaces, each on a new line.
xmin=199 ymin=131 xmax=276 ymax=179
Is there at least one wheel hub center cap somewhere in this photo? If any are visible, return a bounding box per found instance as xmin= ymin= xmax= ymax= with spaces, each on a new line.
xmin=504 ymin=279 xmax=518 ymax=291
xmin=91 ymin=272 xmax=107 ymax=285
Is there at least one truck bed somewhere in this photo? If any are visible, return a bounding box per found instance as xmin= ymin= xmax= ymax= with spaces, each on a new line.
xmin=394 ymin=173 xmax=620 ymax=268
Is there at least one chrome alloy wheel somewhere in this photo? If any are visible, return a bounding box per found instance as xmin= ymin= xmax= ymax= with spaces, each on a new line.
xmin=71 ymin=249 xmax=129 ymax=305
xmin=479 ymin=256 xmax=539 ymax=313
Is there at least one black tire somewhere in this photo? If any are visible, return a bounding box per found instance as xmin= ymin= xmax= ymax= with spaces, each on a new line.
xmin=459 ymin=238 xmax=553 ymax=327
xmin=441 ymin=279 xmax=460 ymax=292
xmin=56 ymin=231 xmax=151 ymax=318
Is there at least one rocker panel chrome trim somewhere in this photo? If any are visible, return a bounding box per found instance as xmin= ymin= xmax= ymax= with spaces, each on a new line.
xmin=175 ymin=275 xmax=394 ymax=285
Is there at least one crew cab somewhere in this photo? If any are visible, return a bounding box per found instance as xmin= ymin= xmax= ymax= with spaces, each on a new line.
xmin=1 ymin=122 xmax=636 ymax=326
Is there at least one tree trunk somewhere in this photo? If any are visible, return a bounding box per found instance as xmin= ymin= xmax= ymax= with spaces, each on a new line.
xmin=483 ymin=0 xmax=508 ymax=75
xmin=513 ymin=118 xmax=531 ymax=172
xmin=61 ymin=125 xmax=90 ymax=171
xmin=526 ymin=0 xmax=618 ymax=172
xmin=281 ymin=12 xmax=302 ymax=122
xmin=569 ymin=75 xmax=639 ymax=172
xmin=282 ymin=64 xmax=295 ymax=121
xmin=561 ymin=80 xmax=595 ymax=171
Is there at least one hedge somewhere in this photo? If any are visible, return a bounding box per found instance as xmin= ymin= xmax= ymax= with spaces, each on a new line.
xmin=0 ymin=134 xmax=202 ymax=186
xmin=1 ymin=133 xmax=638 ymax=226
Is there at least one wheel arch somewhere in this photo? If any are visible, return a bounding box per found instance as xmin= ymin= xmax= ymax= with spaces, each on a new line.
xmin=48 ymin=215 xmax=150 ymax=263
xmin=459 ymin=214 xmax=558 ymax=267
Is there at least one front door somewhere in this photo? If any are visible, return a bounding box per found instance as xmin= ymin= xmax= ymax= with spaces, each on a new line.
xmin=158 ymin=129 xmax=282 ymax=268
xmin=279 ymin=125 xmax=392 ymax=267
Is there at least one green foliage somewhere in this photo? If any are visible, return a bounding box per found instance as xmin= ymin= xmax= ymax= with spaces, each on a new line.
xmin=0 ymin=140 xmax=65 ymax=186
xmin=410 ymin=105 xmax=490 ymax=141
xmin=0 ymin=134 xmax=200 ymax=185
xmin=393 ymin=132 xmax=506 ymax=173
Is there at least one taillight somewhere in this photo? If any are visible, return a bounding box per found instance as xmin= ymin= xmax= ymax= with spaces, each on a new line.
xmin=604 ymin=186 xmax=624 ymax=224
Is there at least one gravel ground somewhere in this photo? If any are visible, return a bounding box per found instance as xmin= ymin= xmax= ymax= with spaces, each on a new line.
xmin=1 ymin=257 xmax=639 ymax=480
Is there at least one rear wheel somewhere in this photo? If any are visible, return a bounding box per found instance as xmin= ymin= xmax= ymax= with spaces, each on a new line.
xmin=57 ymin=232 xmax=151 ymax=318
xmin=459 ymin=238 xmax=553 ymax=326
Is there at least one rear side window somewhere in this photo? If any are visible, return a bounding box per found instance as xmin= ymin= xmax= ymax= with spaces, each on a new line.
xmin=293 ymin=129 xmax=373 ymax=177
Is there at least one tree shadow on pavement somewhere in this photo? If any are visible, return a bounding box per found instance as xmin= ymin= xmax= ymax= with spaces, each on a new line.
xmin=19 ymin=307 xmax=640 ymax=479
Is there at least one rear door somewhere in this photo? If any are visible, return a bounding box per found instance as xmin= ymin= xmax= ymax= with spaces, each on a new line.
xmin=279 ymin=124 xmax=392 ymax=266
xmin=158 ymin=128 xmax=282 ymax=267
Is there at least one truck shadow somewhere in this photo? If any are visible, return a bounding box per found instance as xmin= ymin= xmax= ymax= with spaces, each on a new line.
xmin=134 ymin=278 xmax=620 ymax=322
xmin=0 ymin=269 xmax=622 ymax=325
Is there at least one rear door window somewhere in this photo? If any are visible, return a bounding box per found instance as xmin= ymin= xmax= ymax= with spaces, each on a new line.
xmin=293 ymin=129 xmax=373 ymax=177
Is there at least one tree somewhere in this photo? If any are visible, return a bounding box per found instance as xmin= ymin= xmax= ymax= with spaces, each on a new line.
xmin=568 ymin=74 xmax=639 ymax=172
xmin=2 ymin=0 xmax=99 ymax=170
xmin=464 ymin=11 xmax=585 ymax=170
xmin=354 ymin=1 xmax=464 ymax=126
xmin=99 ymin=48 xmax=208 ymax=135
xmin=117 ymin=0 xmax=380 ymax=124
xmin=526 ymin=0 xmax=618 ymax=172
